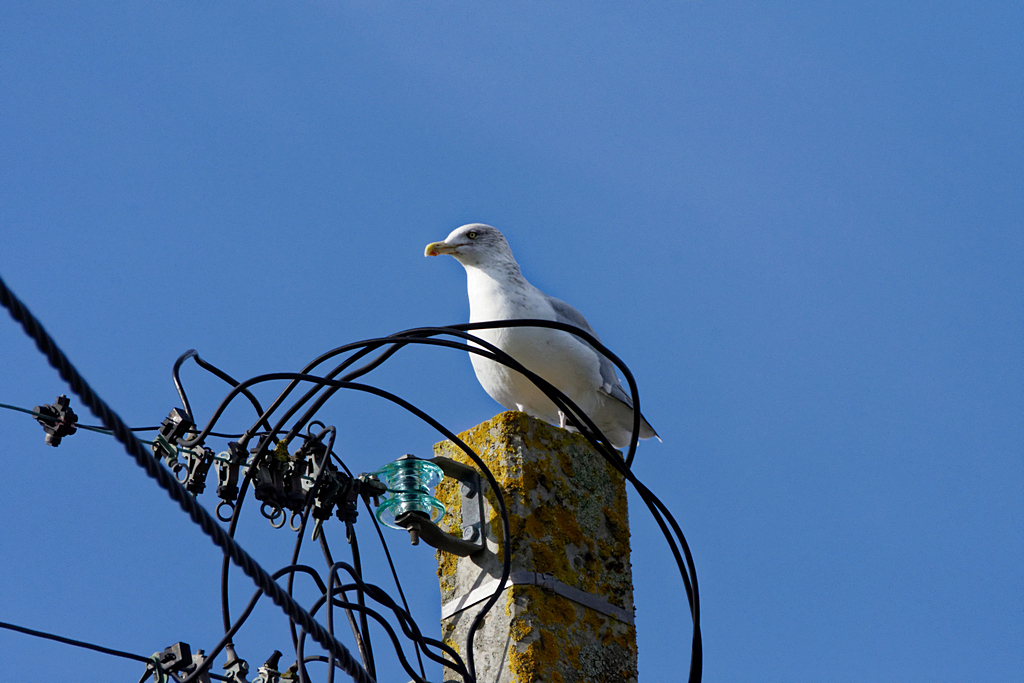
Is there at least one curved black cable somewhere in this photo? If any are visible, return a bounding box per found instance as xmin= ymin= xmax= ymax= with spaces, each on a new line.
xmin=190 ymin=370 xmax=513 ymax=681
xmin=438 ymin=336 xmax=702 ymax=678
xmin=398 ymin=323 xmax=700 ymax=679
xmin=0 ymin=275 xmax=375 ymax=683
xmin=304 ymin=566 xmax=470 ymax=682
xmin=176 ymin=322 xmax=635 ymax=469
xmin=363 ymin=496 xmax=427 ymax=680
xmin=164 ymin=327 xmax=649 ymax=678
xmin=416 ymin=322 xmax=699 ymax=679
xmin=217 ymin=424 xmax=302 ymax=638
xmin=280 ymin=328 xmax=593 ymax=455
xmin=216 ymin=427 xmax=350 ymax=652
xmin=171 ymin=326 xmax=697 ymax=680
xmin=181 ymin=565 xmax=329 ymax=683
xmin=175 ymin=333 xmax=608 ymax=468
xmin=162 ymin=359 xmax=512 ymax=681
xmin=239 ymin=323 xmax=630 ymax=479
xmin=173 ymin=349 xmax=274 ymax=436
xmin=172 ymin=350 xmax=199 ymax=424
xmin=328 ymin=581 xmax=465 ymax=675
xmin=298 ymin=598 xmax=433 ymax=683
xmin=226 ymin=327 xmax=698 ymax=681
xmin=423 ymin=319 xmax=647 ymax=466
xmin=278 ymin=331 xmax=617 ymax=460
xmin=316 ymin=532 xmax=373 ymax=680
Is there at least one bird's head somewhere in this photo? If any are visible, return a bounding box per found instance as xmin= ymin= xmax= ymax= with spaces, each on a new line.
xmin=424 ymin=224 xmax=516 ymax=268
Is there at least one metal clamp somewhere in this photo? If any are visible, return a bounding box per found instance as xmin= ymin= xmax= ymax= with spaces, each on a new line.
xmin=33 ymin=394 xmax=78 ymax=447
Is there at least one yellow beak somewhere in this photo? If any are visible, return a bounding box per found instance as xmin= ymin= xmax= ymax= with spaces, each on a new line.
xmin=425 ymin=241 xmax=456 ymax=257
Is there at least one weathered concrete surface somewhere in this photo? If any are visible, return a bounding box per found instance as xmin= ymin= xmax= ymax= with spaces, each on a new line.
xmin=433 ymin=411 xmax=637 ymax=683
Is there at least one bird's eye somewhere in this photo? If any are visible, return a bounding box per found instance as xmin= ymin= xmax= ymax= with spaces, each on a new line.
xmin=467 ymin=231 xmax=478 ymax=239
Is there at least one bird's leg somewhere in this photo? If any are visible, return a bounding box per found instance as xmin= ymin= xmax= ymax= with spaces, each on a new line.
xmin=558 ymin=410 xmax=568 ymax=429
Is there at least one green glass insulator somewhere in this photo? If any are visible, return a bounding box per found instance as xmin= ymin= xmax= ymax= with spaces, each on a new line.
xmin=373 ymin=457 xmax=446 ymax=529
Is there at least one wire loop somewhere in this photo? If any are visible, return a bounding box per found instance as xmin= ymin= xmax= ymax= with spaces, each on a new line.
xmin=215 ymin=501 xmax=235 ymax=522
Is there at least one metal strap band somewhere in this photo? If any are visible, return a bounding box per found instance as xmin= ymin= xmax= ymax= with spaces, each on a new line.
xmin=440 ymin=570 xmax=634 ymax=625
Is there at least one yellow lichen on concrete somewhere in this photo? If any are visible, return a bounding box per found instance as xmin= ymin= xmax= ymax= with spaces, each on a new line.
xmin=508 ymin=628 xmax=571 ymax=683
xmin=434 ymin=411 xmax=637 ymax=683
xmin=508 ymin=615 xmax=533 ymax=641
xmin=434 ymin=472 xmax=464 ymax=598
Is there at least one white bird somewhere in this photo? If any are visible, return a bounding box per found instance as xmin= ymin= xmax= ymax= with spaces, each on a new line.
xmin=425 ymin=223 xmax=659 ymax=449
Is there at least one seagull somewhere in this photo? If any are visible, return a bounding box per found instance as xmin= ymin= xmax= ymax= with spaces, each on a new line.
xmin=425 ymin=223 xmax=659 ymax=449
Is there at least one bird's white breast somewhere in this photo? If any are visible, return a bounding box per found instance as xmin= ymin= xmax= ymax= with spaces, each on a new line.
xmin=464 ymin=267 xmax=605 ymax=424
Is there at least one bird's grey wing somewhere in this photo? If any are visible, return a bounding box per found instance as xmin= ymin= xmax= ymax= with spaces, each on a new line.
xmin=547 ymin=296 xmax=635 ymax=409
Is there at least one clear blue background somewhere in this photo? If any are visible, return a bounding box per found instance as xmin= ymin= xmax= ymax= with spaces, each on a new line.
xmin=1 ymin=2 xmax=1021 ymax=681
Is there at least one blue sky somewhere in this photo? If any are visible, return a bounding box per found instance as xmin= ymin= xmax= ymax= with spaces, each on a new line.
xmin=1 ymin=2 xmax=1021 ymax=681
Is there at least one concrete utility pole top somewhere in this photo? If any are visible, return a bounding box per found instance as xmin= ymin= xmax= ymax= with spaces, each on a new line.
xmin=433 ymin=411 xmax=637 ymax=683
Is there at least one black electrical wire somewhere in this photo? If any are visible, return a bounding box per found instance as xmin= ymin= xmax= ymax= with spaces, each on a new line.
xmin=169 ymin=360 xmax=513 ymax=681
xmin=169 ymin=324 xmax=671 ymax=680
xmin=267 ymin=323 xmax=621 ymax=453
xmin=0 ymin=275 xmax=376 ymax=683
xmin=341 ymin=527 xmax=376 ymax=682
xmin=443 ymin=326 xmax=701 ymax=678
xmin=308 ymin=481 xmax=378 ymax=683
xmin=317 ymin=599 xmax=445 ymax=683
xmin=327 ymin=581 xmax=465 ymax=675
xmin=211 ymin=425 xmax=336 ymax=646
xmin=214 ymin=430 xmax=349 ymax=667
xmin=0 ymin=620 xmax=231 ymax=683
xmin=316 ymin=532 xmax=373 ymax=680
xmin=186 ymin=358 xmax=489 ymax=683
xmin=363 ymin=495 xmax=427 ymax=680
xmin=302 ymin=566 xmax=469 ymax=682
xmin=171 ymin=322 xmax=624 ymax=474
xmin=0 ymin=620 xmax=151 ymax=664
xmin=212 ymin=420 xmax=349 ymax=654
xmin=202 ymin=374 xmax=337 ymax=643
xmin=216 ymin=429 xmax=303 ymax=641
xmin=181 ymin=565 xmax=329 ymax=683
xmin=177 ymin=328 xmax=623 ymax=473
xmin=24 ymin=333 xmax=532 ymax=680
xmin=181 ymin=369 xmax=513 ymax=682
xmin=298 ymin=598 xmax=427 ymax=683
xmin=292 ymin=370 xmax=510 ymax=682
xmin=349 ymin=323 xmax=701 ymax=681
xmin=4 ymin=387 xmax=380 ymax=680
xmin=189 ymin=328 xmax=698 ymax=682
xmin=419 ymin=321 xmax=702 ymax=681
xmin=172 ymin=349 xmax=273 ymax=434
xmin=166 ymin=325 xmax=697 ymax=681
xmin=194 ymin=420 xmax=371 ymax=683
